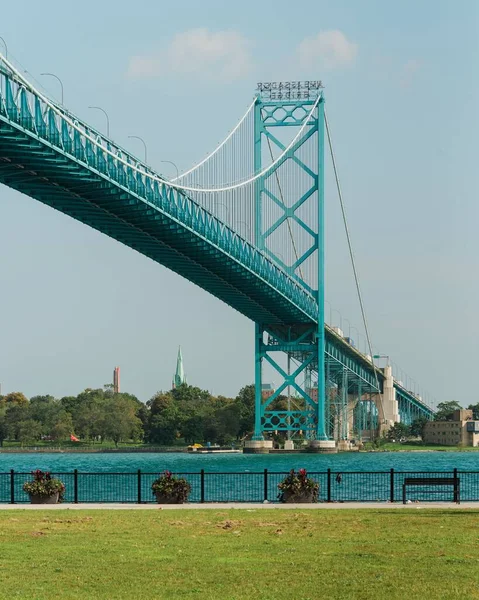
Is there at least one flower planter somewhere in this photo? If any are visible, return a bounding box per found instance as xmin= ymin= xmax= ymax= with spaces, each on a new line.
xmin=281 ymin=490 xmax=315 ymax=503
xmin=151 ymin=471 xmax=191 ymax=504
xmin=278 ymin=469 xmax=319 ymax=503
xmin=154 ymin=493 xmax=184 ymax=504
xmin=29 ymin=493 xmax=59 ymax=505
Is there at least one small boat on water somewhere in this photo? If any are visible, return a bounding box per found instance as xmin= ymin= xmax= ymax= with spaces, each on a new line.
xmin=187 ymin=444 xmax=241 ymax=454
xmin=194 ymin=449 xmax=241 ymax=454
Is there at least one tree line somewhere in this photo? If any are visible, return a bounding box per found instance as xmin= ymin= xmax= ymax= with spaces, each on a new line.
xmin=0 ymin=384 xmax=256 ymax=447
xmin=0 ymin=389 xmax=474 ymax=448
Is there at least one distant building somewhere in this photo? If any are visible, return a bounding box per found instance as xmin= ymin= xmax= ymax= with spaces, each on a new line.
xmin=423 ymin=409 xmax=479 ymax=447
xmin=172 ymin=346 xmax=187 ymax=389
xmin=113 ymin=366 xmax=120 ymax=393
xmin=261 ymin=383 xmax=275 ymax=400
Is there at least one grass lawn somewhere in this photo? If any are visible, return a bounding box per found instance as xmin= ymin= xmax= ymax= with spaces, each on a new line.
xmin=0 ymin=509 xmax=478 ymax=600
xmin=1 ymin=440 xmax=183 ymax=450
xmin=374 ymin=441 xmax=479 ymax=452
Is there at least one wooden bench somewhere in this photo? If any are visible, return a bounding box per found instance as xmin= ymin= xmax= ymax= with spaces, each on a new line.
xmin=402 ymin=477 xmax=460 ymax=504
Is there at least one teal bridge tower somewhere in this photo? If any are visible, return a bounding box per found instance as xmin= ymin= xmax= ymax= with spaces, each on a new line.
xmin=251 ymin=82 xmax=330 ymax=449
xmin=0 ymin=55 xmax=435 ymax=449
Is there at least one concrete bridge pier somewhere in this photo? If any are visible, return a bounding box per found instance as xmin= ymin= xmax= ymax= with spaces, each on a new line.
xmin=243 ymin=440 xmax=273 ymax=454
xmin=307 ymin=440 xmax=337 ymax=453
xmin=378 ymin=365 xmax=400 ymax=435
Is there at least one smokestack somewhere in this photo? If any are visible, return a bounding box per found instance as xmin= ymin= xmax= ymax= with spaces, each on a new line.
xmin=113 ymin=366 xmax=120 ymax=393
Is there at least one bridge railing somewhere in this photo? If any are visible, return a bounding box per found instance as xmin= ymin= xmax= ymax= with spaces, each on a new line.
xmin=1 ymin=469 xmax=477 ymax=503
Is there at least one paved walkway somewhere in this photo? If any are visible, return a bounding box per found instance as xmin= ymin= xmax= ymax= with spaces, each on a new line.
xmin=0 ymin=502 xmax=477 ymax=510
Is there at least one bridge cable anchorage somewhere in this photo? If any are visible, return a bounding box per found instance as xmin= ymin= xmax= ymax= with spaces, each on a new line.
xmin=170 ymin=100 xmax=256 ymax=182
xmin=324 ymin=109 xmax=386 ymax=421
xmin=0 ymin=52 xmax=321 ymax=194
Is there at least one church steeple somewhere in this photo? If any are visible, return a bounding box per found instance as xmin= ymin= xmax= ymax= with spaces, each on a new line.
xmin=172 ymin=346 xmax=186 ymax=389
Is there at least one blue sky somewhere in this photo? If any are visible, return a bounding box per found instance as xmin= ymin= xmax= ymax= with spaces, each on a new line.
xmin=0 ymin=0 xmax=477 ymax=405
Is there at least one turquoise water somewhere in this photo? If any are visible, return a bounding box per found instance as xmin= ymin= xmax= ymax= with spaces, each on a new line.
xmin=2 ymin=452 xmax=477 ymax=504
xmin=1 ymin=450 xmax=477 ymax=473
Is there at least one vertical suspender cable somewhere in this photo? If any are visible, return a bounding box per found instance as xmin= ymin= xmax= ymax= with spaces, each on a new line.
xmin=324 ymin=109 xmax=385 ymax=422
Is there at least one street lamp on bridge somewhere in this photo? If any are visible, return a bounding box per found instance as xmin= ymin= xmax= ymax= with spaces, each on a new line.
xmin=128 ymin=135 xmax=148 ymax=163
xmin=40 ymin=72 xmax=64 ymax=105
xmin=160 ymin=160 xmax=179 ymax=180
xmin=88 ymin=106 xmax=110 ymax=138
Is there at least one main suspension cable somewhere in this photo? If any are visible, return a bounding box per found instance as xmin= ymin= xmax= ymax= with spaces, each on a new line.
xmin=171 ymin=100 xmax=256 ymax=181
xmin=0 ymin=53 xmax=321 ymax=193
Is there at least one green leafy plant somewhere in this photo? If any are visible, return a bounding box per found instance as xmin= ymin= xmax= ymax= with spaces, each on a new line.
xmin=23 ymin=470 xmax=65 ymax=502
xmin=278 ymin=468 xmax=319 ymax=502
xmin=151 ymin=470 xmax=191 ymax=502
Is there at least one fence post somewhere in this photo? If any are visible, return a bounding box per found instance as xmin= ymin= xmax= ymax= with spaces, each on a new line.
xmin=74 ymin=469 xmax=78 ymax=504
xmin=327 ymin=468 xmax=331 ymax=502
xmin=264 ymin=469 xmax=268 ymax=502
xmin=200 ymin=469 xmax=205 ymax=503
xmin=137 ymin=469 xmax=142 ymax=504
xmin=390 ymin=468 xmax=394 ymax=503
xmin=453 ymin=468 xmax=459 ymax=504
xmin=10 ymin=469 xmax=15 ymax=504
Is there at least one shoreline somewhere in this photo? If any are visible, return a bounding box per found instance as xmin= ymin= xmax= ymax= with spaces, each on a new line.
xmin=0 ymin=447 xmax=190 ymax=454
xmin=0 ymin=447 xmax=476 ymax=455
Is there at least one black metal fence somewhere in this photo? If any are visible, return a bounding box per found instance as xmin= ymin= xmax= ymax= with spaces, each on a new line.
xmin=1 ymin=469 xmax=478 ymax=504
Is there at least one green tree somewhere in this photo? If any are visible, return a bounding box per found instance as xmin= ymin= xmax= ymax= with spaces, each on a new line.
xmin=467 ymin=402 xmax=479 ymax=420
xmin=214 ymin=401 xmax=241 ymax=445
xmin=29 ymin=395 xmax=62 ymax=437
xmin=235 ymin=385 xmax=255 ymax=438
xmin=17 ymin=419 xmax=43 ymax=445
xmin=0 ymin=404 xmax=8 ymax=446
xmin=71 ymin=389 xmax=107 ymax=440
xmin=410 ymin=417 xmax=429 ymax=440
xmin=435 ymin=401 xmax=462 ymax=422
xmin=3 ymin=392 xmax=29 ymax=407
xmin=386 ymin=422 xmax=411 ymax=441
xmin=137 ymin=403 xmax=150 ymax=439
xmin=51 ymin=410 xmax=74 ymax=441
xmin=147 ymin=392 xmax=180 ymax=445
xmin=60 ymin=395 xmax=80 ymax=414
xmin=5 ymin=403 xmax=30 ymax=440
xmin=102 ymin=397 xmax=143 ymax=446
xmin=171 ymin=384 xmax=210 ymax=404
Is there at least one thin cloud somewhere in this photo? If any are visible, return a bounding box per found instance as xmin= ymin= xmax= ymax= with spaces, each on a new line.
xmin=400 ymin=59 xmax=422 ymax=88
xmin=127 ymin=28 xmax=253 ymax=81
xmin=298 ymin=30 xmax=358 ymax=70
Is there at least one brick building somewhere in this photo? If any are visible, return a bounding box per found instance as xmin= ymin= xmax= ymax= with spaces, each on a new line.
xmin=423 ymin=409 xmax=479 ymax=447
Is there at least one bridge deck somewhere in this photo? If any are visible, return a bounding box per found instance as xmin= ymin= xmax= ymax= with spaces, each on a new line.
xmin=0 ymin=68 xmax=434 ymax=415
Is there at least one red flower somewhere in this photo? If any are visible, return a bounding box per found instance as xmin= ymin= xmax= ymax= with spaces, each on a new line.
xmin=299 ymin=468 xmax=307 ymax=477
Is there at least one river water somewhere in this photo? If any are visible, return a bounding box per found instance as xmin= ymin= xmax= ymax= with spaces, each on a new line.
xmin=1 ymin=450 xmax=477 ymax=473
xmin=2 ymin=452 xmax=477 ymax=503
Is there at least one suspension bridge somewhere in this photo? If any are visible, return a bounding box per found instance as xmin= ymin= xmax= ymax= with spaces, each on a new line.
xmin=0 ymin=54 xmax=434 ymax=451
